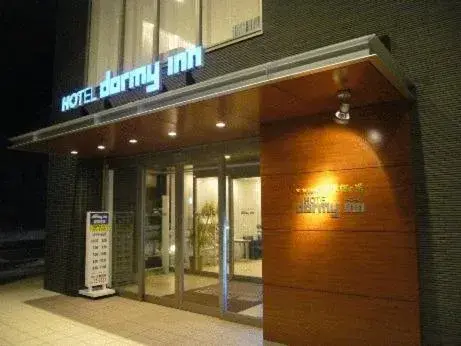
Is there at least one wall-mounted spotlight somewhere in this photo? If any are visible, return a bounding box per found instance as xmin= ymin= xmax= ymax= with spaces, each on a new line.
xmin=128 ymin=139 xmax=138 ymax=144
xmin=97 ymin=145 xmax=106 ymax=150
xmin=216 ymin=120 xmax=226 ymax=128
xmin=168 ymin=130 xmax=177 ymax=137
xmin=185 ymin=71 xmax=196 ymax=86
xmin=70 ymin=150 xmax=78 ymax=155
xmin=79 ymin=107 xmax=89 ymax=116
xmin=103 ymin=98 xmax=113 ymax=110
xmin=334 ymin=89 xmax=351 ymax=125
xmin=224 ymin=154 xmax=231 ymax=160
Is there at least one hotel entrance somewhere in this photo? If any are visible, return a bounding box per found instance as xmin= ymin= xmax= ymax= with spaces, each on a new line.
xmin=109 ymin=139 xmax=262 ymax=325
xmin=9 ymin=34 xmax=422 ymax=343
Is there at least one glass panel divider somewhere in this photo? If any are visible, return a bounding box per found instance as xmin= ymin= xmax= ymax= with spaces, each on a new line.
xmin=175 ymin=163 xmax=185 ymax=308
xmin=218 ymin=157 xmax=229 ymax=315
xmin=136 ymin=165 xmax=146 ymax=300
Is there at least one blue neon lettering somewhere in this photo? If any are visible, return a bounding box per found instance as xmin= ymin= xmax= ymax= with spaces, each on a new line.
xmin=61 ymin=95 xmax=71 ymax=112
xmin=186 ymin=46 xmax=203 ymax=70
xmin=145 ymin=61 xmax=160 ymax=93
xmin=60 ymin=46 xmax=203 ymax=112
xmin=99 ymin=71 xmax=111 ymax=99
xmin=120 ymin=72 xmax=130 ymax=92
xmin=129 ymin=66 xmax=147 ymax=89
xmin=83 ymin=88 xmax=92 ymax=103
xmin=110 ymin=75 xmax=121 ymax=95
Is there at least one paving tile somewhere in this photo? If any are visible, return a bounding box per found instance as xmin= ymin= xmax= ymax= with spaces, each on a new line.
xmin=130 ymin=333 xmax=167 ymax=346
xmin=0 ymin=338 xmax=12 ymax=346
xmin=39 ymin=332 xmax=78 ymax=344
xmin=16 ymin=338 xmax=49 ymax=346
xmin=21 ymin=326 xmax=55 ymax=338
xmin=1 ymin=327 xmax=35 ymax=344
xmin=0 ymin=277 xmax=262 ymax=346
xmin=47 ymin=336 xmax=83 ymax=346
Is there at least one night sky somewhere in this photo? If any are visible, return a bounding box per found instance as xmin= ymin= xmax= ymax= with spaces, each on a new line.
xmin=0 ymin=1 xmax=56 ymax=231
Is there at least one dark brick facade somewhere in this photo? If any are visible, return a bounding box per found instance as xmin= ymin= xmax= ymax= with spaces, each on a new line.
xmin=45 ymin=155 xmax=102 ymax=295
xmin=47 ymin=0 xmax=461 ymax=343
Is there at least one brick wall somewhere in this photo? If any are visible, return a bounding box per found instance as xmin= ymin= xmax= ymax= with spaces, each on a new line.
xmin=48 ymin=0 xmax=461 ymax=343
xmin=112 ymin=166 xmax=138 ymax=277
xmin=45 ymin=155 xmax=102 ymax=295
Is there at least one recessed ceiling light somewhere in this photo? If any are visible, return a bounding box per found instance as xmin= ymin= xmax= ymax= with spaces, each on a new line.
xmin=216 ymin=121 xmax=226 ymax=128
xmin=128 ymin=139 xmax=138 ymax=144
xmin=97 ymin=145 xmax=106 ymax=150
xmin=224 ymin=155 xmax=231 ymax=160
xmin=168 ymin=130 xmax=177 ymax=137
xmin=70 ymin=150 xmax=78 ymax=155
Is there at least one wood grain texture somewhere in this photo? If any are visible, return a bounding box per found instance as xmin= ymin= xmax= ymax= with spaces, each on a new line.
xmin=261 ymin=103 xmax=412 ymax=175
xmin=264 ymin=285 xmax=420 ymax=346
xmin=263 ymin=229 xmax=419 ymax=300
xmin=261 ymin=101 xmax=419 ymax=344
xmin=261 ymin=166 xmax=415 ymax=232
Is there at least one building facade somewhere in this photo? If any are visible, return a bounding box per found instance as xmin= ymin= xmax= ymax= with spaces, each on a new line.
xmin=10 ymin=1 xmax=461 ymax=345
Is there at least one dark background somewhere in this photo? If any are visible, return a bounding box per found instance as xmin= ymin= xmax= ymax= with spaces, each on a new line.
xmin=0 ymin=0 xmax=56 ymax=232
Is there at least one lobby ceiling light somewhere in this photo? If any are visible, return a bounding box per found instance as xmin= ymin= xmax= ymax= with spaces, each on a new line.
xmin=216 ymin=120 xmax=226 ymax=128
xmin=334 ymin=89 xmax=351 ymax=125
xmin=97 ymin=145 xmax=106 ymax=150
xmin=70 ymin=150 xmax=78 ymax=155
xmin=128 ymin=139 xmax=138 ymax=144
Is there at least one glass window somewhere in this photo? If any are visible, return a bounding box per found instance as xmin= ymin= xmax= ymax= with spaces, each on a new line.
xmin=87 ymin=0 xmax=124 ymax=85
xmin=86 ymin=0 xmax=262 ymax=86
xmin=159 ymin=0 xmax=199 ymax=57
xmin=123 ymin=0 xmax=159 ymax=71
xmin=202 ymin=0 xmax=261 ymax=48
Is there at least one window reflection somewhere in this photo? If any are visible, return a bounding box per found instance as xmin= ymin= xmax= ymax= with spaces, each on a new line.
xmin=159 ymin=0 xmax=199 ymax=56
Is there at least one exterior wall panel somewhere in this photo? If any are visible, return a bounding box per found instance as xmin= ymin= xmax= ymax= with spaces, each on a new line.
xmin=45 ymin=155 xmax=102 ymax=295
xmin=261 ymin=106 xmax=420 ymax=344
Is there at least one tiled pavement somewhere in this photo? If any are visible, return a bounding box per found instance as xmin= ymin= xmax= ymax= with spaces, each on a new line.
xmin=0 ymin=276 xmax=263 ymax=345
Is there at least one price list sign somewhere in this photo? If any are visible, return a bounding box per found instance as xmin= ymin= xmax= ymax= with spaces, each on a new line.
xmin=85 ymin=211 xmax=111 ymax=289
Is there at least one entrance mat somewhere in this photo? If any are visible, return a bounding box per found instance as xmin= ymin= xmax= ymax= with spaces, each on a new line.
xmin=166 ymin=281 xmax=262 ymax=313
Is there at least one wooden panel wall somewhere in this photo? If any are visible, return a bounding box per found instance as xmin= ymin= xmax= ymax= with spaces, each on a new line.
xmin=261 ymin=102 xmax=420 ymax=345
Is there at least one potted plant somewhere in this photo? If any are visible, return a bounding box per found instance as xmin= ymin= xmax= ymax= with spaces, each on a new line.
xmin=189 ymin=202 xmax=217 ymax=271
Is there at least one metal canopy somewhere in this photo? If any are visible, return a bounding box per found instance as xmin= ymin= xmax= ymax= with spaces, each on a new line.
xmin=9 ymin=34 xmax=414 ymax=156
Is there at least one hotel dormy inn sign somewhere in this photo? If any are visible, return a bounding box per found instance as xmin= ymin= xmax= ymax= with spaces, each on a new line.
xmin=61 ymin=46 xmax=203 ymax=112
xmin=296 ymin=183 xmax=366 ymax=218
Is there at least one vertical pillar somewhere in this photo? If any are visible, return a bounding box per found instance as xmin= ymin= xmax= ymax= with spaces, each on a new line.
xmin=175 ymin=163 xmax=185 ymax=307
xmin=161 ymin=195 xmax=170 ymax=274
xmin=192 ymin=175 xmax=198 ymax=271
xmin=136 ymin=165 xmax=146 ymax=300
xmin=228 ymin=177 xmax=235 ymax=278
xmin=218 ymin=156 xmax=228 ymax=314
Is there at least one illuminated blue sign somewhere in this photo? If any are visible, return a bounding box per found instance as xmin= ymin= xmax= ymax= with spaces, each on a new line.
xmin=61 ymin=46 xmax=203 ymax=112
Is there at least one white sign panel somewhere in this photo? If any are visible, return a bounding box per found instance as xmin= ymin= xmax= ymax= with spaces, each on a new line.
xmin=80 ymin=211 xmax=115 ymax=298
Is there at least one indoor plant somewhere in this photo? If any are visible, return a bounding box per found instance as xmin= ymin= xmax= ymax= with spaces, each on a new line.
xmin=189 ymin=202 xmax=217 ymax=271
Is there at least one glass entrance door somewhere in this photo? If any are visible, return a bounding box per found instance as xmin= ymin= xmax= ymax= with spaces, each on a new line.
xmin=181 ymin=165 xmax=220 ymax=313
xmin=225 ymin=166 xmax=263 ymax=321
xmin=143 ymin=168 xmax=177 ymax=305
xmin=108 ymin=139 xmax=261 ymax=325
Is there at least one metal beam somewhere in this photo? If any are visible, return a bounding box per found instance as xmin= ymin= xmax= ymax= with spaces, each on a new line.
xmin=9 ymin=34 xmax=413 ymax=149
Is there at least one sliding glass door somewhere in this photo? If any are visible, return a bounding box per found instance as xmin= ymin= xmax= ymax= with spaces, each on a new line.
xmin=143 ymin=168 xmax=177 ymax=306
xmin=180 ymin=165 xmax=221 ymax=314
xmin=109 ymin=140 xmax=262 ymax=325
